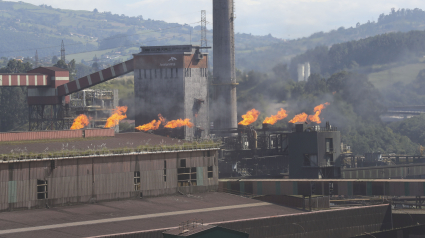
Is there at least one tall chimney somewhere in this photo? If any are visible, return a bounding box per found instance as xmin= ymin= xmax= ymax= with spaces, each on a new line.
xmin=212 ymin=0 xmax=237 ymax=130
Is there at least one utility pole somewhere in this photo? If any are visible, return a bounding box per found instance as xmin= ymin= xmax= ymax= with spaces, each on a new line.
xmin=201 ymin=10 xmax=208 ymax=52
xmin=61 ymin=40 xmax=65 ymax=62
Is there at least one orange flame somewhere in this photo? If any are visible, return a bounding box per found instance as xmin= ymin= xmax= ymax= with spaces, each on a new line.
xmin=263 ymin=108 xmax=288 ymax=125
xmin=165 ymin=119 xmax=194 ymax=129
xmin=238 ymin=109 xmax=260 ymax=126
xmin=70 ymin=114 xmax=90 ymax=130
xmin=308 ymin=102 xmax=330 ymax=124
xmin=136 ymin=114 xmax=166 ymax=131
xmin=289 ymin=113 xmax=308 ymax=124
xmin=104 ymin=106 xmax=128 ymax=128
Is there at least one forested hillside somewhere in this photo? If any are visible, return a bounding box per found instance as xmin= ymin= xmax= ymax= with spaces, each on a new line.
xmin=2 ymin=2 xmax=425 ymax=73
xmin=289 ymin=30 xmax=425 ymax=78
xmin=0 ymin=1 xmax=282 ymax=64
xmin=237 ymin=8 xmax=425 ymax=72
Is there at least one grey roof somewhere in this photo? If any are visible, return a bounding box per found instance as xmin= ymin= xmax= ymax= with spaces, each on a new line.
xmin=163 ymin=225 xmax=249 ymax=237
xmin=163 ymin=225 xmax=216 ymax=236
xmin=0 ymin=192 xmax=303 ymax=238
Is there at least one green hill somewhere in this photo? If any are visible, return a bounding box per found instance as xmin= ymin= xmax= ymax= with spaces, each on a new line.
xmin=2 ymin=2 xmax=425 ymax=74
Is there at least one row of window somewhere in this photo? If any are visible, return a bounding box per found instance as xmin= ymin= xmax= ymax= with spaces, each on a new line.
xmin=37 ymin=161 xmax=214 ymax=199
xmin=138 ymin=68 xmax=178 ymax=79
xmin=133 ymin=159 xmax=214 ymax=191
xmin=138 ymin=68 xmax=207 ymax=79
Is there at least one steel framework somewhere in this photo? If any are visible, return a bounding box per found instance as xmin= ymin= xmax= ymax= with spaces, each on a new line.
xmin=61 ymin=40 xmax=65 ymax=62
xmin=29 ymin=104 xmax=72 ymax=131
xmin=201 ymin=10 xmax=208 ymax=52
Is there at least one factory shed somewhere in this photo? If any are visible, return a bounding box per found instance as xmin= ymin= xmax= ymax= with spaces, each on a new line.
xmin=163 ymin=225 xmax=249 ymax=238
xmin=0 ymin=132 xmax=220 ymax=211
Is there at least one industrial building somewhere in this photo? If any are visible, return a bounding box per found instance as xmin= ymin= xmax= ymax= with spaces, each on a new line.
xmin=215 ymin=122 xmax=342 ymax=179
xmin=0 ymin=132 xmax=219 ymax=211
xmin=288 ymin=123 xmax=341 ymax=179
xmin=70 ymin=89 xmax=119 ymax=132
xmin=1 ymin=0 xmax=425 ymax=237
xmin=134 ymin=45 xmax=209 ymax=140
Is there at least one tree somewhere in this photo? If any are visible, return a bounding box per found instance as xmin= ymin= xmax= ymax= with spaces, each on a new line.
xmin=51 ymin=56 xmax=58 ymax=64
xmin=0 ymin=60 xmax=32 ymax=132
xmin=93 ymin=8 xmax=98 ymax=13
xmin=54 ymin=59 xmax=68 ymax=69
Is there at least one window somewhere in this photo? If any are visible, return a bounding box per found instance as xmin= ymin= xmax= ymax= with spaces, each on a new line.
xmin=134 ymin=171 xmax=141 ymax=191
xmin=139 ymin=69 xmax=142 ymax=79
xmin=178 ymin=167 xmax=197 ymax=187
xmin=164 ymin=160 xmax=167 ymax=182
xmin=155 ymin=69 xmax=157 ymax=78
xmin=208 ymin=166 xmax=213 ymax=178
xmin=144 ymin=69 xmax=147 ymax=79
xmin=180 ymin=159 xmax=186 ymax=168
xmin=170 ymin=68 xmax=174 ymax=78
xmin=150 ymin=69 xmax=152 ymax=79
xmin=175 ymin=68 xmax=178 ymax=78
xmin=325 ymin=138 xmax=334 ymax=153
xmin=37 ymin=180 xmax=48 ymax=200
xmin=160 ymin=68 xmax=163 ymax=78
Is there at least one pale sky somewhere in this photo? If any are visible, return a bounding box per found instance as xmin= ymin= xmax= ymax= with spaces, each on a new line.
xmin=8 ymin=0 xmax=425 ymax=39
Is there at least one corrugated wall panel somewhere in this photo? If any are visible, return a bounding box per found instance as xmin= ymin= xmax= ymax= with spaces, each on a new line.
xmin=84 ymin=129 xmax=115 ymax=138
xmin=0 ymin=130 xmax=82 ymax=142
xmin=1 ymin=150 xmax=219 ymax=210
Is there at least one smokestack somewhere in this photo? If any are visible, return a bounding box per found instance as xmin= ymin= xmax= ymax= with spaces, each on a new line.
xmin=304 ymin=62 xmax=310 ymax=81
xmin=212 ymin=0 xmax=237 ymax=130
xmin=297 ymin=64 xmax=305 ymax=82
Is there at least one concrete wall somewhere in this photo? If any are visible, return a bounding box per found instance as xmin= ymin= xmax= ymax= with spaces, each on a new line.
xmin=342 ymin=163 xmax=425 ymax=179
xmin=0 ymin=150 xmax=219 ymax=211
xmin=219 ymin=179 xmax=425 ymax=197
xmin=184 ymin=68 xmax=209 ymax=139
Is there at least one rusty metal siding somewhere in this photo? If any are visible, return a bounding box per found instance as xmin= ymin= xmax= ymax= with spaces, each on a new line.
xmin=84 ymin=129 xmax=115 ymax=138
xmin=0 ymin=149 xmax=219 ymax=211
xmin=0 ymin=130 xmax=82 ymax=142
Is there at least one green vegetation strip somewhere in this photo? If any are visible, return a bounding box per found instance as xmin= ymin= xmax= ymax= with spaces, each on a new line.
xmin=0 ymin=137 xmax=110 ymax=146
xmin=0 ymin=141 xmax=221 ymax=161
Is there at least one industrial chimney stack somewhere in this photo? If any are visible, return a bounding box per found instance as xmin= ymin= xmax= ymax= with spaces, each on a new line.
xmin=212 ymin=0 xmax=237 ymax=130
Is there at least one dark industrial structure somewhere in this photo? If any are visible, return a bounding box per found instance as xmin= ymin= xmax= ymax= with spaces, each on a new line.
xmin=288 ymin=123 xmax=341 ymax=179
xmin=216 ymin=122 xmax=342 ymax=179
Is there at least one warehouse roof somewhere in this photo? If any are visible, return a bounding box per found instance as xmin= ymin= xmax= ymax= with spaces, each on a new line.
xmin=0 ymin=192 xmax=303 ymax=238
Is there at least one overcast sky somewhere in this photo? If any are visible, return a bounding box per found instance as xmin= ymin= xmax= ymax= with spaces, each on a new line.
xmin=8 ymin=0 xmax=425 ymax=39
